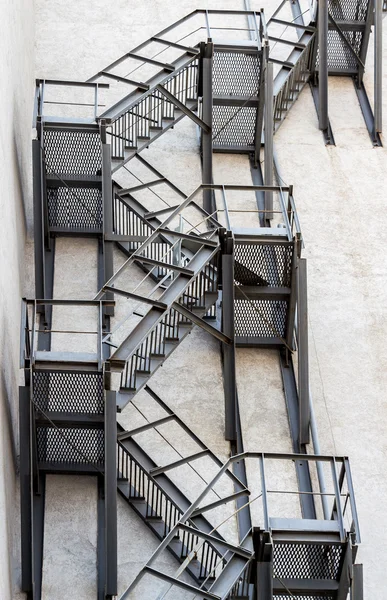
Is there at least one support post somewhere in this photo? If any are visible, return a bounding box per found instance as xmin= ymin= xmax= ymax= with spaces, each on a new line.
xmin=220 ymin=230 xmax=237 ymax=442
xmin=19 ymin=386 xmax=32 ymax=594
xmin=101 ymin=122 xmax=114 ymax=317
xmin=253 ymin=529 xmax=273 ymax=600
xmin=201 ymin=40 xmax=215 ymax=216
xmin=32 ymin=139 xmax=45 ymax=301
xmin=318 ymin=0 xmax=329 ymax=132
xmin=297 ymin=258 xmax=310 ymax=445
xmin=264 ymin=48 xmax=274 ymax=221
xmin=351 ymin=564 xmax=364 ymax=600
xmin=105 ymin=390 xmax=117 ymax=598
xmin=375 ymin=0 xmax=383 ymax=134
xmin=254 ymin=43 xmax=267 ymax=167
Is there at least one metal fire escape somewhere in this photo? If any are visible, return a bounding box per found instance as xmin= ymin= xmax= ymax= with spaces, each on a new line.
xmin=20 ymin=1 xmax=381 ymax=598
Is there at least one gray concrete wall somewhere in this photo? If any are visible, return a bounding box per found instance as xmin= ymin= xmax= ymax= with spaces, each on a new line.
xmin=14 ymin=0 xmax=386 ymax=598
xmin=0 ymin=1 xmax=35 ymax=598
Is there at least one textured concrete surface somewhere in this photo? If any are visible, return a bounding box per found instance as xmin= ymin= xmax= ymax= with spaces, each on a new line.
xmin=0 ymin=1 xmax=35 ymax=598
xmin=5 ymin=0 xmax=386 ymax=598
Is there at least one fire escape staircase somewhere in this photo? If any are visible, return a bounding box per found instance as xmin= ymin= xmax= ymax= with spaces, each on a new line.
xmin=23 ymin=4 xmax=370 ymax=599
xmin=116 ymin=384 xmax=250 ymax=589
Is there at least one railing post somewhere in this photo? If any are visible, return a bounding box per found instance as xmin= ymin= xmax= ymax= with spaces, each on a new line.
xmin=201 ymin=39 xmax=215 ymax=216
xmin=318 ymin=0 xmax=329 ymax=131
xmin=264 ymin=48 xmax=274 ymax=220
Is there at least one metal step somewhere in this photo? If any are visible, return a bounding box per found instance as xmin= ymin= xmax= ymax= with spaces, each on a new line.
xmin=116 ymin=293 xmax=217 ymax=409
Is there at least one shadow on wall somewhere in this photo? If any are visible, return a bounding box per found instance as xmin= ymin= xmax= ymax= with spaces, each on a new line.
xmin=0 ymin=312 xmax=19 ymax=474
xmin=12 ymin=90 xmax=33 ymax=237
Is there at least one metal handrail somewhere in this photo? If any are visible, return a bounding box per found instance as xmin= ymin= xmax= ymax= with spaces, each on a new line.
xmin=33 ymin=79 xmax=109 ymax=127
xmin=21 ymin=299 xmax=114 ymax=370
xmin=117 ymin=440 xmax=225 ymax=579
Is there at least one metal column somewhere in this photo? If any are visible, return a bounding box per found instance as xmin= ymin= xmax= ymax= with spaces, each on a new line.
xmin=201 ymin=40 xmax=215 ymax=216
xmin=375 ymin=0 xmax=383 ymax=134
xmin=221 ymin=230 xmax=237 ymax=442
xmin=351 ymin=564 xmax=364 ymax=600
xmin=318 ymin=0 xmax=329 ymax=132
xmin=105 ymin=390 xmax=118 ymax=598
xmin=19 ymin=387 xmax=32 ymax=595
xmin=101 ymin=122 xmax=114 ymax=317
xmin=297 ymin=258 xmax=310 ymax=445
xmin=264 ymin=49 xmax=274 ymax=221
xmin=32 ymin=140 xmax=45 ymax=301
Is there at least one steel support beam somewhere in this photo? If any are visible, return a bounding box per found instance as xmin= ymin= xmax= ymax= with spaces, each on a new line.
xmin=97 ymin=475 xmax=106 ymax=600
xmin=101 ymin=124 xmax=114 ymax=317
xmin=318 ymin=0 xmax=329 ymax=132
xmin=32 ymin=474 xmax=46 ymax=600
xmin=220 ymin=230 xmax=237 ymax=442
xmin=201 ymin=40 xmax=215 ymax=216
xmin=297 ymin=258 xmax=310 ymax=445
xmin=309 ymin=82 xmax=335 ymax=145
xmin=253 ymin=531 xmax=273 ymax=600
xmin=105 ymin=390 xmax=117 ymax=598
xmin=351 ymin=564 xmax=364 ymax=600
xmin=279 ymin=353 xmax=316 ymax=519
xmin=19 ymin=387 xmax=32 ymax=594
xmin=375 ymin=0 xmax=383 ymax=134
xmin=32 ymin=140 xmax=45 ymax=302
xmin=264 ymin=54 xmax=274 ymax=220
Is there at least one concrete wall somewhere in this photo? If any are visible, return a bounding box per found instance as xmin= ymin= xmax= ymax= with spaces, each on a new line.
xmin=11 ymin=0 xmax=385 ymax=598
xmin=0 ymin=1 xmax=35 ymax=598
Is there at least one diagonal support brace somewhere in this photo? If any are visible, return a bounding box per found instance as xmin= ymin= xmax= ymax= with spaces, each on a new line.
xmin=156 ymin=84 xmax=211 ymax=132
xmin=172 ymin=302 xmax=231 ymax=344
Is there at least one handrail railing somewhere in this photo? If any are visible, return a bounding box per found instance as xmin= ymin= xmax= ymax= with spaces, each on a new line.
xmin=33 ymin=79 xmax=109 ymax=128
xmin=117 ymin=440 xmax=225 ymax=580
xmin=21 ymin=299 xmax=114 ymax=370
xmin=107 ymin=57 xmax=199 ymax=160
xmin=272 ymin=33 xmax=316 ymax=131
xmin=120 ymin=261 xmax=218 ymax=389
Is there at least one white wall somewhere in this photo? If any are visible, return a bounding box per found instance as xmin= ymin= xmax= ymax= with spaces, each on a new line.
xmin=0 ymin=1 xmax=35 ymax=598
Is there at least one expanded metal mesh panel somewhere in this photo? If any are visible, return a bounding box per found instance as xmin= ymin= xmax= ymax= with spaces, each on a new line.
xmin=213 ymin=51 xmax=261 ymax=96
xmin=213 ymin=105 xmax=256 ymax=147
xmin=328 ymin=0 xmax=369 ymax=21
xmin=234 ymin=299 xmax=288 ymax=337
xmin=43 ymin=129 xmax=102 ymax=175
xmin=37 ymin=426 xmax=104 ymax=465
xmin=274 ymin=596 xmax=335 ymax=599
xmin=234 ymin=243 xmax=293 ymax=287
xmin=33 ymin=371 xmax=104 ymax=414
xmin=316 ymin=26 xmax=363 ymax=72
xmin=47 ymin=187 xmax=103 ymax=229
xmin=322 ymin=29 xmax=363 ymax=71
xmin=273 ymin=542 xmax=344 ymax=580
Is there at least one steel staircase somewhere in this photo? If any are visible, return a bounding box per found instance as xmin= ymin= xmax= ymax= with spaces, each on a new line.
xmin=115 ymin=385 xmax=250 ymax=589
xmin=87 ymin=38 xmax=201 ymax=173
xmin=23 ymin=5 xmax=369 ymax=600
xmin=102 ymin=187 xmax=222 ymax=409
